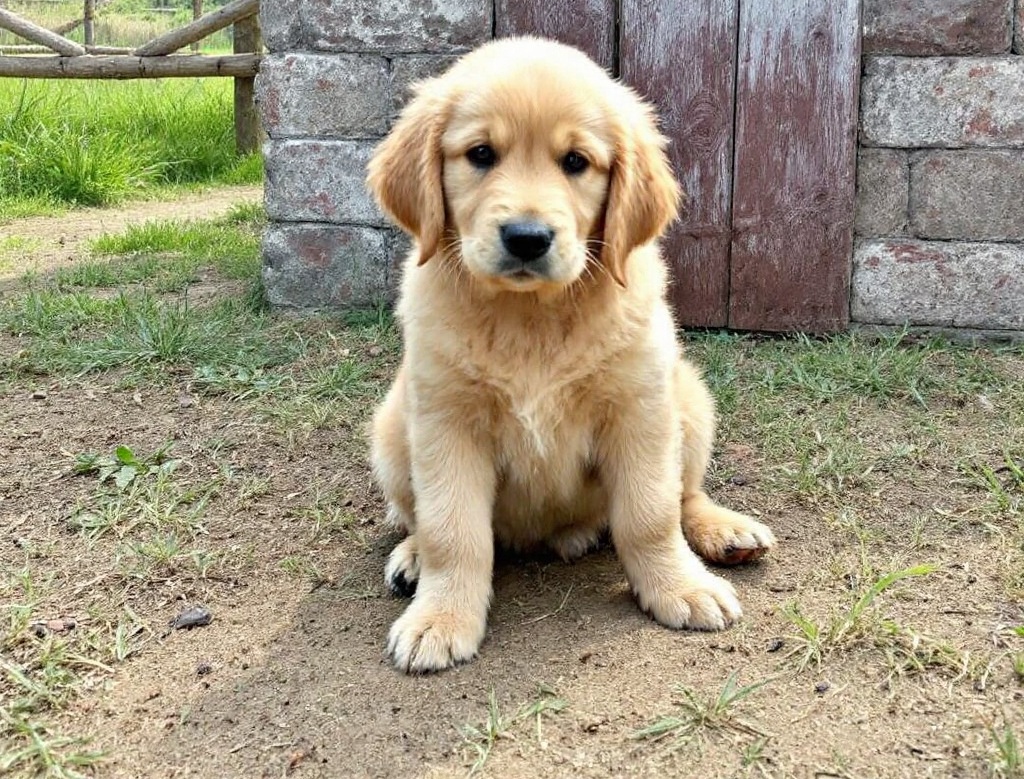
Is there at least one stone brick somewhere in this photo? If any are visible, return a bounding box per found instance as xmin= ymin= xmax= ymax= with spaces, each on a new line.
xmin=257 ymin=54 xmax=390 ymax=138
xmin=863 ymin=0 xmax=1013 ymax=55
xmin=263 ymin=224 xmax=393 ymax=310
xmin=852 ymin=240 xmax=1024 ymax=329
xmin=303 ymin=0 xmax=490 ymax=53
xmin=264 ymin=140 xmax=385 ymax=225
xmin=861 ymin=57 xmax=1024 ymax=148
xmin=910 ymin=150 xmax=1024 ymax=240
xmin=390 ymin=55 xmax=458 ymax=120
xmin=260 ymin=0 xmax=302 ymax=53
xmin=855 ymin=149 xmax=909 ymax=236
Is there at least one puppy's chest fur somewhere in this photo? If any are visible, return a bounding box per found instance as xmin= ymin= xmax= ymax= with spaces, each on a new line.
xmin=448 ymin=319 xmax=623 ymax=544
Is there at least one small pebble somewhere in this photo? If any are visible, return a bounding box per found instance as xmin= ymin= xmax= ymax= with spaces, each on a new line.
xmin=766 ymin=637 xmax=785 ymax=653
xmin=170 ymin=606 xmax=213 ymax=630
xmin=814 ymin=681 xmax=830 ymax=694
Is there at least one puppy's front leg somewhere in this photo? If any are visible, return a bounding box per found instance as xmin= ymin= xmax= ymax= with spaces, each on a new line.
xmin=604 ymin=404 xmax=742 ymax=631
xmin=387 ymin=416 xmax=495 ymax=673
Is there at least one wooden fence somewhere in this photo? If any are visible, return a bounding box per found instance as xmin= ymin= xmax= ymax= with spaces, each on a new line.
xmin=0 ymin=0 xmax=262 ymax=153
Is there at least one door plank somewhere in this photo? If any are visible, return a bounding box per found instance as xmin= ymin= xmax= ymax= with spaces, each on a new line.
xmin=495 ymin=0 xmax=616 ymax=71
xmin=621 ymin=0 xmax=738 ymax=328
xmin=729 ymin=0 xmax=861 ymax=331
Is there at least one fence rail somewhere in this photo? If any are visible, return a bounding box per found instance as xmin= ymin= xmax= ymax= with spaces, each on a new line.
xmin=0 ymin=0 xmax=262 ymax=152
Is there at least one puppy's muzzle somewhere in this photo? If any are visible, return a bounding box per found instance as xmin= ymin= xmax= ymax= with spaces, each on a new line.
xmin=499 ymin=221 xmax=554 ymax=277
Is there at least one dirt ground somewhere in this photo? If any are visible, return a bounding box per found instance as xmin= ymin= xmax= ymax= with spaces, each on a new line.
xmin=1 ymin=189 xmax=1023 ymax=779
xmin=0 ymin=185 xmax=263 ymax=280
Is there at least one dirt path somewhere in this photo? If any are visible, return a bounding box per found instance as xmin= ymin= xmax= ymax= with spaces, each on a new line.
xmin=0 ymin=184 xmax=263 ymax=280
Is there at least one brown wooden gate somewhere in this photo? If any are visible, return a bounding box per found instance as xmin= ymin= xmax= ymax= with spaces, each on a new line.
xmin=497 ymin=0 xmax=861 ymax=332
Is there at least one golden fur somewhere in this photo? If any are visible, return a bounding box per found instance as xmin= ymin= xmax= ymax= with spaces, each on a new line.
xmin=366 ymin=37 xmax=776 ymax=673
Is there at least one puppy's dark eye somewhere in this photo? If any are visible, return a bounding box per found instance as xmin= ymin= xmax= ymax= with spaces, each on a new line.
xmin=561 ymin=151 xmax=589 ymax=175
xmin=466 ymin=144 xmax=497 ymax=169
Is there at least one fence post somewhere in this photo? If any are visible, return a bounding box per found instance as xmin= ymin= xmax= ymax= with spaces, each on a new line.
xmin=83 ymin=0 xmax=94 ymax=46
xmin=190 ymin=0 xmax=202 ymax=53
xmin=233 ymin=14 xmax=261 ymax=155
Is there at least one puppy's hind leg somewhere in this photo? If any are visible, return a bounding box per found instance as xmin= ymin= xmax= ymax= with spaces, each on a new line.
xmin=676 ymin=360 xmax=776 ymax=566
xmin=385 ymin=535 xmax=420 ymax=597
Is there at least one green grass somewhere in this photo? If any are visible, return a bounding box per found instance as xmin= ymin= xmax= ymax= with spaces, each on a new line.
xmin=54 ymin=208 xmax=262 ymax=291
xmin=4 ymin=291 xmax=294 ymax=378
xmin=690 ymin=330 xmax=1014 ymax=415
xmin=0 ymin=207 xmax=296 ymax=383
xmin=2 ymin=569 xmax=112 ymax=778
xmin=687 ymin=330 xmax=1024 ymax=511
xmin=0 ymin=78 xmax=261 ymax=215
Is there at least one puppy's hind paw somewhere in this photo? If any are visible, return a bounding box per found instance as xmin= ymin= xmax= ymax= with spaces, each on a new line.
xmin=548 ymin=525 xmax=601 ymax=562
xmin=683 ymin=500 xmax=776 ymax=567
xmin=385 ymin=535 xmax=420 ymax=597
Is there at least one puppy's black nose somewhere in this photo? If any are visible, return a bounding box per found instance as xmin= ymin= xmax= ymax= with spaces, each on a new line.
xmin=500 ymin=221 xmax=554 ymax=262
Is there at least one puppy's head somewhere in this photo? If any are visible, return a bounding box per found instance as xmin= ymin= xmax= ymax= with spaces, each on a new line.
xmin=367 ymin=37 xmax=681 ymax=292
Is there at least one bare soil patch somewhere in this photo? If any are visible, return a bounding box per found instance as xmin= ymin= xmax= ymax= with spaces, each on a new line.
xmin=0 ymin=185 xmax=262 ymax=282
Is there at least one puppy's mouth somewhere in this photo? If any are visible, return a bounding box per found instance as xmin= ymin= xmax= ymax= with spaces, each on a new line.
xmin=496 ymin=256 xmax=553 ymax=283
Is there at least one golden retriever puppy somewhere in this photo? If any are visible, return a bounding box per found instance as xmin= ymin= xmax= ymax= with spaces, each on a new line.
xmin=366 ymin=37 xmax=775 ymax=673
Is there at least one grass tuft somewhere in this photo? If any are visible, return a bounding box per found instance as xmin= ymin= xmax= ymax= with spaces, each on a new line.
xmin=461 ymin=686 xmax=568 ymax=774
xmin=779 ymin=564 xmax=971 ymax=677
xmin=990 ymin=722 xmax=1023 ymax=778
xmin=633 ymin=672 xmax=771 ymax=752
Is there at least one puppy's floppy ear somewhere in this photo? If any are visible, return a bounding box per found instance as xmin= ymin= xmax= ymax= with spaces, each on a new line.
xmin=367 ymin=80 xmax=449 ymax=265
xmin=601 ymin=98 xmax=682 ymax=286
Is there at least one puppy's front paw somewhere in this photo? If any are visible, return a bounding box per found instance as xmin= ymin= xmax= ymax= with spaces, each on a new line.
xmin=387 ymin=598 xmax=486 ymax=673
xmin=635 ymin=572 xmax=742 ymax=632
xmin=683 ymin=502 xmax=776 ymax=566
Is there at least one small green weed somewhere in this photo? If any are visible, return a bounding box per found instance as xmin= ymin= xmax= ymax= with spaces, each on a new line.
xmin=0 ymin=710 xmax=105 ymax=779
xmin=192 ymin=364 xmax=292 ymax=401
xmin=462 ymin=689 xmax=510 ymax=776
xmin=70 ymin=471 xmax=216 ymax=542
xmin=965 ymin=453 xmax=1024 ymax=516
xmin=632 ymin=672 xmax=770 ymax=751
xmin=781 ymin=564 xmax=938 ymax=671
xmin=461 ymin=686 xmax=568 ymax=775
xmin=991 ymin=722 xmax=1023 ymax=778
xmin=1011 ymin=653 xmax=1024 ymax=684
xmin=74 ymin=443 xmax=179 ymax=491
xmin=306 ymin=360 xmax=372 ymax=400
xmin=279 ymin=556 xmax=321 ymax=579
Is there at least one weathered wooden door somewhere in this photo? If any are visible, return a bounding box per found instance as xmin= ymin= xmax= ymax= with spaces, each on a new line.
xmin=498 ymin=0 xmax=861 ymax=332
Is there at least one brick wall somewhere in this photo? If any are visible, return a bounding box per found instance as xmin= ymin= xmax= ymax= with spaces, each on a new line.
xmin=255 ymin=1 xmax=489 ymax=309
xmin=853 ymin=0 xmax=1024 ymax=336
xmin=258 ymin=0 xmax=1024 ymax=335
